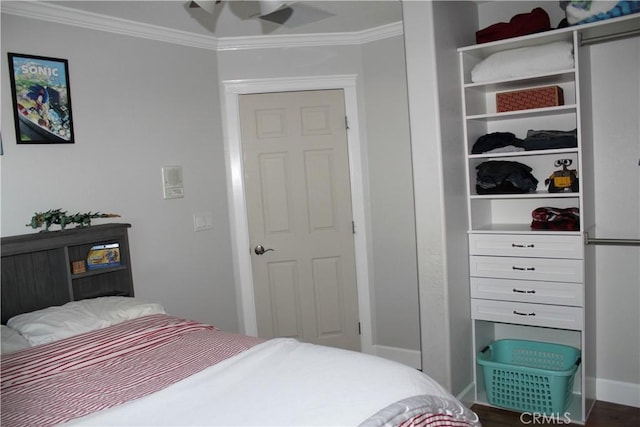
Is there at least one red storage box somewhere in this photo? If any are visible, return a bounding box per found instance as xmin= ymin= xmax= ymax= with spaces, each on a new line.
xmin=496 ymin=85 xmax=564 ymax=113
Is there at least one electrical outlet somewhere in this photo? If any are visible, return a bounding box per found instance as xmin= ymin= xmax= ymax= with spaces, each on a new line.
xmin=193 ymin=212 xmax=213 ymax=232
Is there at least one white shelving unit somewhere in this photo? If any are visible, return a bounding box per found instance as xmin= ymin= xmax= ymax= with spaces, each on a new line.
xmin=459 ymin=14 xmax=640 ymax=424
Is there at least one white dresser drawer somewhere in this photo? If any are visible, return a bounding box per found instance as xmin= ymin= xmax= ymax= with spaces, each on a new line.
xmin=468 ymin=234 xmax=583 ymax=259
xmin=471 ymin=277 xmax=583 ymax=306
xmin=471 ymin=299 xmax=583 ymax=330
xmin=470 ymin=255 xmax=584 ymax=283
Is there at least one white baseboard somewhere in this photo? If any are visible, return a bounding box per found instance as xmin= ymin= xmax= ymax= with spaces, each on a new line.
xmin=449 ymin=379 xmax=640 ymax=410
xmin=373 ymin=344 xmax=421 ymax=370
xmin=456 ymin=382 xmax=476 ymax=408
xmin=596 ymin=378 xmax=640 ymax=408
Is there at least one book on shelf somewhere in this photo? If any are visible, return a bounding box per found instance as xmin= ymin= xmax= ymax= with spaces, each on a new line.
xmin=86 ymin=243 xmax=120 ymax=270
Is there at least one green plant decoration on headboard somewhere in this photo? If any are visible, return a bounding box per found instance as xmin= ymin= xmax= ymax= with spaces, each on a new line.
xmin=27 ymin=209 xmax=120 ymax=231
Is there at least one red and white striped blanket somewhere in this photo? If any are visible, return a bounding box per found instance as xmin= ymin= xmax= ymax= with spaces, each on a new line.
xmin=1 ymin=314 xmax=263 ymax=427
xmin=2 ymin=314 xmax=480 ymax=427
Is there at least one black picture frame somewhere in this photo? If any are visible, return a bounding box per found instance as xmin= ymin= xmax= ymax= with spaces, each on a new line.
xmin=8 ymin=53 xmax=75 ymax=144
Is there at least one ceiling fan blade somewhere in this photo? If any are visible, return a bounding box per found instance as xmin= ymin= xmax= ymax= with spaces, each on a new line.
xmin=259 ymin=6 xmax=293 ymax=25
xmin=257 ymin=0 xmax=289 ymax=16
xmin=187 ymin=0 xmax=224 ymax=33
xmin=189 ymin=0 xmax=221 ymax=15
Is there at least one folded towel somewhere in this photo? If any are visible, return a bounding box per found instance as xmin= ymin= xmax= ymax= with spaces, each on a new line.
xmin=566 ymin=0 xmax=640 ymax=25
xmin=565 ymin=1 xmax=619 ymax=24
xmin=471 ymin=41 xmax=574 ymax=83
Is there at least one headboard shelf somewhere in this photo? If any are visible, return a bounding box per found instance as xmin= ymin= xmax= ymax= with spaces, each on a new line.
xmin=1 ymin=223 xmax=134 ymax=324
xmin=2 ymin=224 xmax=132 ymax=256
xmin=71 ymin=264 xmax=128 ymax=279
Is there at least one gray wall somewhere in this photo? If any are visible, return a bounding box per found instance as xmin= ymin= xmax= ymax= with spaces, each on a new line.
xmin=2 ymin=7 xmax=421 ymax=358
xmin=1 ymin=13 xmax=239 ymax=332
xmin=402 ymin=0 xmax=477 ymax=396
xmin=362 ymin=36 xmax=420 ymax=353
xmin=589 ymin=35 xmax=640 ymax=402
xmin=217 ymin=37 xmax=421 ymax=355
xmin=431 ymin=0 xmax=478 ymax=396
xmin=403 ymin=0 xmax=454 ymax=389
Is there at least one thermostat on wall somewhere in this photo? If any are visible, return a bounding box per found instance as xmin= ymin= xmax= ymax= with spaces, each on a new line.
xmin=162 ymin=166 xmax=184 ymax=199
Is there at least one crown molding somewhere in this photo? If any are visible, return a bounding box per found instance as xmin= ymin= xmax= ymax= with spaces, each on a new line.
xmin=1 ymin=1 xmax=220 ymax=50
xmin=1 ymin=2 xmax=403 ymax=51
xmin=217 ymin=22 xmax=403 ymax=51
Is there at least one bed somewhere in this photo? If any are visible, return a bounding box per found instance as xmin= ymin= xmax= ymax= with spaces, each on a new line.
xmin=1 ymin=228 xmax=480 ymax=427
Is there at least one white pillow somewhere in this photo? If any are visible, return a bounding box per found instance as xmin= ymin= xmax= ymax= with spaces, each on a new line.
xmin=471 ymin=41 xmax=574 ymax=83
xmin=7 ymin=297 xmax=165 ymax=347
xmin=1 ymin=325 xmax=31 ymax=354
xmin=67 ymin=296 xmax=166 ymax=326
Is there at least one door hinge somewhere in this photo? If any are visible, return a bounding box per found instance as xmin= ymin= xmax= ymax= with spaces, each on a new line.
xmin=344 ymin=116 xmax=350 ymax=130
xmin=352 ymin=221 xmax=356 ymax=234
xmin=358 ymin=322 xmax=361 ymax=335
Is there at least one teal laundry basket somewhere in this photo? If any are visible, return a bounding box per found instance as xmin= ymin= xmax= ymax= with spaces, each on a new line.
xmin=477 ymin=339 xmax=581 ymax=415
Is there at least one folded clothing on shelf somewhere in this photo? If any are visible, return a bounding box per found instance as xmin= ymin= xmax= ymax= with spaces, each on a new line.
xmin=522 ymin=129 xmax=578 ymax=150
xmin=472 ymin=129 xmax=578 ymax=154
xmin=531 ymin=206 xmax=580 ymax=231
xmin=472 ymin=132 xmax=524 ymax=154
xmin=476 ymin=7 xmax=551 ymax=44
xmin=562 ymin=0 xmax=640 ymax=25
xmin=476 ymin=160 xmax=538 ymax=194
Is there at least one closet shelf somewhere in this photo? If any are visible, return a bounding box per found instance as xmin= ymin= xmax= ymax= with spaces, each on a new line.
xmin=463 ymin=69 xmax=576 ymax=90
xmin=466 ymin=104 xmax=576 ymax=121
xmin=458 ymin=13 xmax=639 ymax=54
xmin=468 ymin=224 xmax=582 ymax=235
xmin=468 ymin=148 xmax=579 ymax=159
xmin=469 ymin=191 xmax=580 ymax=200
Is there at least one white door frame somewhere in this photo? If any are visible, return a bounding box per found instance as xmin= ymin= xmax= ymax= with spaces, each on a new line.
xmin=221 ymin=74 xmax=373 ymax=354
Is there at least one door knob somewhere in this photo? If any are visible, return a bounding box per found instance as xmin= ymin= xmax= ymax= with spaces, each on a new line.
xmin=254 ymin=244 xmax=275 ymax=255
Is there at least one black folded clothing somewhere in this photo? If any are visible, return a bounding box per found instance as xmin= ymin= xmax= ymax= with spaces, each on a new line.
xmin=476 ymin=160 xmax=538 ymax=194
xmin=522 ymin=129 xmax=578 ymax=151
xmin=472 ymin=132 xmax=524 ymax=154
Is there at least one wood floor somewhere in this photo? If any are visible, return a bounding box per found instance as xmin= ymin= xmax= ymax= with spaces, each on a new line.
xmin=472 ymin=401 xmax=640 ymax=426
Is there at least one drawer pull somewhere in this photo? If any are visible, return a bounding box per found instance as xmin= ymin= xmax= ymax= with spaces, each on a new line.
xmin=513 ymin=288 xmax=536 ymax=294
xmin=512 ymin=243 xmax=535 ymax=248
xmin=513 ymin=310 xmax=536 ymax=317
xmin=512 ymin=266 xmax=536 ymax=271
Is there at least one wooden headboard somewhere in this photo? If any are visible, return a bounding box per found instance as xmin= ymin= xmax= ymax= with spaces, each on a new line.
xmin=1 ymin=223 xmax=134 ymax=324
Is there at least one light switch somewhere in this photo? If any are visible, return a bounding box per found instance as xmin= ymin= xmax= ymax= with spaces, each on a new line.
xmin=193 ymin=212 xmax=213 ymax=232
xmin=162 ymin=166 xmax=184 ymax=199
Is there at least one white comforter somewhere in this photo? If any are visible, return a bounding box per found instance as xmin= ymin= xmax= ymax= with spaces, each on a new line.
xmin=68 ymin=337 xmax=471 ymax=426
xmin=2 ymin=315 xmax=478 ymax=426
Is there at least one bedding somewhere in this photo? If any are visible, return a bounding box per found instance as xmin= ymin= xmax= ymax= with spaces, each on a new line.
xmin=1 ymin=313 xmax=480 ymax=427
xmin=471 ymin=41 xmax=574 ymax=83
xmin=6 ymin=296 xmax=165 ymax=346
xmin=0 ymin=325 xmax=30 ymax=354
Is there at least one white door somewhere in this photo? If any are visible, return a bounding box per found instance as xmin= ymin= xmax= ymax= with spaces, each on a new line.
xmin=239 ymin=89 xmax=360 ymax=351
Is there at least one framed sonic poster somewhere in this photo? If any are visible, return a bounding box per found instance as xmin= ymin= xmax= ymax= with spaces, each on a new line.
xmin=8 ymin=53 xmax=75 ymax=144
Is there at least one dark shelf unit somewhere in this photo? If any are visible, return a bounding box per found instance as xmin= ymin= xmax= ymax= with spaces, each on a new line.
xmin=1 ymin=223 xmax=134 ymax=324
